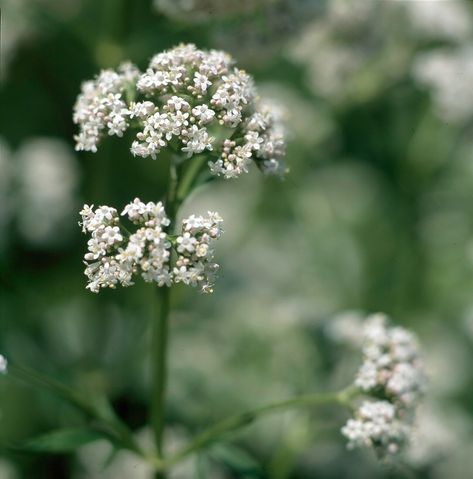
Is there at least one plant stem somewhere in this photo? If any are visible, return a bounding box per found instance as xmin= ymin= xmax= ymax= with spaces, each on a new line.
xmin=164 ymin=387 xmax=357 ymax=468
xmin=176 ymin=154 xmax=208 ymax=204
xmin=166 ymin=158 xmax=179 ymax=222
xmin=151 ymin=285 xmax=171 ymax=466
xmin=150 ymin=157 xmax=180 ymax=479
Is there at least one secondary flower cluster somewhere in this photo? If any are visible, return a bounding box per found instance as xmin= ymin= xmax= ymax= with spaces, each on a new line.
xmin=342 ymin=400 xmax=409 ymax=456
xmin=174 ymin=212 xmax=223 ymax=293
xmin=79 ymin=199 xmax=223 ymax=293
xmin=341 ymin=314 xmax=427 ymax=456
xmin=73 ymin=63 xmax=140 ymax=152
xmin=73 ymin=44 xmax=286 ymax=178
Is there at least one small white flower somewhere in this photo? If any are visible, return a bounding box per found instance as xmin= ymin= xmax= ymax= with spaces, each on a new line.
xmin=101 ymin=226 xmax=123 ymax=245
xmin=129 ymin=101 xmax=156 ymax=119
xmin=192 ymin=104 xmax=215 ymax=125
xmin=166 ymin=96 xmax=190 ymax=112
xmin=193 ymin=72 xmax=211 ymax=93
xmin=176 ymin=232 xmax=197 ymax=253
xmin=181 ymin=125 xmax=213 ymax=157
xmin=244 ymin=131 xmax=263 ymax=151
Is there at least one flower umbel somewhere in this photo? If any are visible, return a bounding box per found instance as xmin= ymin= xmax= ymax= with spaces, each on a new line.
xmin=341 ymin=313 xmax=427 ymax=457
xmin=79 ymin=200 xmax=223 ymax=293
xmin=354 ymin=313 xmax=427 ymax=408
xmin=73 ymin=44 xmax=287 ymax=179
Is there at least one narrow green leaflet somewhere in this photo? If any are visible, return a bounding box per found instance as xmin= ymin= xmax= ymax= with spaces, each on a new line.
xmin=9 ymin=364 xmax=96 ymax=418
xmin=22 ymin=427 xmax=110 ymax=453
xmin=209 ymin=443 xmax=264 ymax=478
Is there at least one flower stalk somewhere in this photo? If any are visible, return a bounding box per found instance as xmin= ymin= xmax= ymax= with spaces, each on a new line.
xmin=151 ymin=284 xmax=171 ymax=476
xmin=162 ymin=387 xmax=358 ymax=470
xmin=150 ymin=157 xmax=179 ymax=477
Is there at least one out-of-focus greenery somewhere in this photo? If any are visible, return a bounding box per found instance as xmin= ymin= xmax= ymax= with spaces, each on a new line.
xmin=1 ymin=0 xmax=473 ymax=478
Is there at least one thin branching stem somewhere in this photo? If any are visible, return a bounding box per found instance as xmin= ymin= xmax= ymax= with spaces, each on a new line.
xmin=161 ymin=386 xmax=358 ymax=470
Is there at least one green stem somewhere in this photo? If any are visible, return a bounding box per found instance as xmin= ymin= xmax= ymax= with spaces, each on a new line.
xmin=176 ymin=154 xmax=209 ymax=205
xmin=166 ymin=158 xmax=179 ymax=221
xmin=151 ymin=157 xmax=180 ymax=479
xmin=151 ymin=285 xmax=171 ymax=462
xmin=164 ymin=387 xmax=357 ymax=468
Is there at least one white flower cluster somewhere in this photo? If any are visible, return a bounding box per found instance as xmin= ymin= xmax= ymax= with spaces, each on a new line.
xmin=173 ymin=212 xmax=223 ymax=293
xmin=354 ymin=314 xmax=426 ymax=406
xmin=342 ymin=400 xmax=409 ymax=455
xmin=73 ymin=44 xmax=286 ymax=179
xmin=342 ymin=313 xmax=427 ymax=456
xmin=79 ymin=199 xmax=223 ymax=293
xmin=0 ymin=354 xmax=7 ymax=374
xmin=73 ymin=62 xmax=140 ymax=152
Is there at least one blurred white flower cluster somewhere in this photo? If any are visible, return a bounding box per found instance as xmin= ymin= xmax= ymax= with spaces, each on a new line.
xmin=413 ymin=45 xmax=473 ymax=124
xmin=73 ymin=44 xmax=287 ymax=179
xmin=354 ymin=314 xmax=426 ymax=406
xmin=342 ymin=400 xmax=409 ymax=455
xmin=1 ymin=0 xmax=82 ymax=77
xmin=342 ymin=314 xmax=427 ymax=456
xmin=154 ymin=0 xmax=276 ymax=22
xmin=0 ymin=354 xmax=7 ymax=374
xmin=0 ymin=137 xmax=79 ymax=248
xmin=404 ymin=0 xmax=472 ymax=43
xmin=289 ymin=0 xmax=473 ymax=114
xmin=162 ymin=0 xmax=325 ymax=66
xmin=80 ymin=199 xmax=223 ymax=293
xmin=288 ymin=0 xmax=391 ymax=104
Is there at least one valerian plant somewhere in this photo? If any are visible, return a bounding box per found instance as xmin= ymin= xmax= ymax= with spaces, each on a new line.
xmin=4 ymin=44 xmax=426 ymax=477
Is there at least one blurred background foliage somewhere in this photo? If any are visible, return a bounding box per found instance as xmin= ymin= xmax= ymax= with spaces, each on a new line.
xmin=1 ymin=0 xmax=473 ymax=477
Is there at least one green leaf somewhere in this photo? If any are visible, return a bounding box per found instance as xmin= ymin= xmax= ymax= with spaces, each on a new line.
xmin=209 ymin=443 xmax=263 ymax=477
xmin=9 ymin=364 xmax=96 ymax=419
xmin=22 ymin=427 xmax=109 ymax=453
